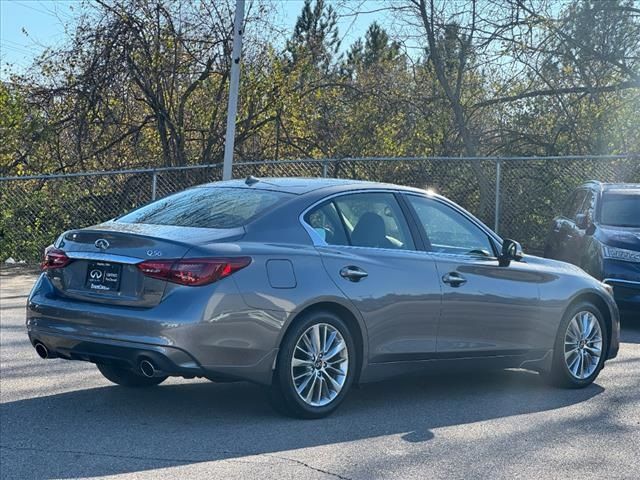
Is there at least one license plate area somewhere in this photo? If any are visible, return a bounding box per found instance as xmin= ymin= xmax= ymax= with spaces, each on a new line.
xmin=85 ymin=261 xmax=122 ymax=292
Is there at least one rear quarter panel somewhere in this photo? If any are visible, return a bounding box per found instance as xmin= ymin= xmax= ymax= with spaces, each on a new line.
xmin=186 ymin=240 xmax=370 ymax=375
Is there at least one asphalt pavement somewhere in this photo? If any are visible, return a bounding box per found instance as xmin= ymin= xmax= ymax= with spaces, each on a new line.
xmin=1 ymin=268 xmax=639 ymax=479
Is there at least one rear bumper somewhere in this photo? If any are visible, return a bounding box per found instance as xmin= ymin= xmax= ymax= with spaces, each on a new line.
xmin=26 ymin=273 xmax=283 ymax=384
xmin=28 ymin=328 xmax=203 ymax=377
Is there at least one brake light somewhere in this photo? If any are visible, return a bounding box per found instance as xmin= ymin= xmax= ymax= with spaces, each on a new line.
xmin=136 ymin=257 xmax=251 ymax=286
xmin=41 ymin=247 xmax=72 ymax=270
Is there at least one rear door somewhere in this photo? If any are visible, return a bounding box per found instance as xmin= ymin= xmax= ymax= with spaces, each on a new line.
xmin=305 ymin=191 xmax=442 ymax=363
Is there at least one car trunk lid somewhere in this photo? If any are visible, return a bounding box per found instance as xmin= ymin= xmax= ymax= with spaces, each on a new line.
xmin=48 ymin=222 xmax=244 ymax=307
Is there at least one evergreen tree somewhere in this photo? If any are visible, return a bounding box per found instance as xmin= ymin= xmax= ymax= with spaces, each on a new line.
xmin=286 ymin=0 xmax=341 ymax=71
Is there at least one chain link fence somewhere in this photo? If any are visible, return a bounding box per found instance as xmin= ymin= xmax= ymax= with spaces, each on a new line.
xmin=1 ymin=155 xmax=639 ymax=263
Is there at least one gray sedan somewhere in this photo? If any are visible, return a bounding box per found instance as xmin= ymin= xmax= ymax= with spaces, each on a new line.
xmin=27 ymin=178 xmax=620 ymax=418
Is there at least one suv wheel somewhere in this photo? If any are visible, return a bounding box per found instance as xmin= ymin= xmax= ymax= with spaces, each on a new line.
xmin=270 ymin=310 xmax=355 ymax=419
xmin=549 ymin=302 xmax=607 ymax=388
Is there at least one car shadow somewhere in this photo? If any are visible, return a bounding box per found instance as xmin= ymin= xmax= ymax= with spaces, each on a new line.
xmin=0 ymin=368 xmax=605 ymax=479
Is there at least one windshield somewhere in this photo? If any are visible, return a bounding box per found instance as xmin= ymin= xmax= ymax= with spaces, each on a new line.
xmin=600 ymin=192 xmax=640 ymax=228
xmin=117 ymin=187 xmax=291 ymax=228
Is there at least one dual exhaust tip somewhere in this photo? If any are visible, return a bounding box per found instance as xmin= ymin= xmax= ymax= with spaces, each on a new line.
xmin=34 ymin=342 xmax=160 ymax=378
xmin=34 ymin=342 xmax=49 ymax=359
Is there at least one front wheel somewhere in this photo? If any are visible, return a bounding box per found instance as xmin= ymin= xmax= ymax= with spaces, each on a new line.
xmin=270 ymin=310 xmax=355 ymax=419
xmin=97 ymin=364 xmax=167 ymax=388
xmin=548 ymin=302 xmax=607 ymax=388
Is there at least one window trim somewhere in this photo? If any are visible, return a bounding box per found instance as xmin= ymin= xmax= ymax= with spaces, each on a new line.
xmin=300 ymin=189 xmax=420 ymax=252
xmin=300 ymin=189 xmax=501 ymax=257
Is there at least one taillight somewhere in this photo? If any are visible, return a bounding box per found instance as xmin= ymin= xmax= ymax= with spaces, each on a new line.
xmin=41 ymin=247 xmax=72 ymax=270
xmin=136 ymin=257 xmax=251 ymax=286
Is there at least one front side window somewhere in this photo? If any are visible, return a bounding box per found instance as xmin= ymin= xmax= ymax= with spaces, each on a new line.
xmin=563 ymin=190 xmax=588 ymax=219
xmin=117 ymin=187 xmax=291 ymax=228
xmin=580 ymin=190 xmax=597 ymax=217
xmin=406 ymin=195 xmax=495 ymax=256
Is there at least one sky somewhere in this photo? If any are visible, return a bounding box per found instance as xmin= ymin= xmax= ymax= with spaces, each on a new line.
xmin=0 ymin=0 xmax=391 ymax=80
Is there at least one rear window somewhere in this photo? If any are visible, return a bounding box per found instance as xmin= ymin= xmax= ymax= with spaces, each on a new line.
xmin=117 ymin=187 xmax=291 ymax=228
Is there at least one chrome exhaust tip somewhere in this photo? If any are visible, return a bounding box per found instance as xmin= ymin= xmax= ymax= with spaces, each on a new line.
xmin=34 ymin=342 xmax=49 ymax=359
xmin=139 ymin=359 xmax=156 ymax=378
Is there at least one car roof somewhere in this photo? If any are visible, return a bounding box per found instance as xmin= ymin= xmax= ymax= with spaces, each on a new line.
xmin=200 ymin=177 xmax=426 ymax=195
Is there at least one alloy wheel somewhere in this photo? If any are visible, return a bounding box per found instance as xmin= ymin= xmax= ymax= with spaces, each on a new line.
xmin=291 ymin=323 xmax=349 ymax=407
xmin=563 ymin=311 xmax=603 ymax=380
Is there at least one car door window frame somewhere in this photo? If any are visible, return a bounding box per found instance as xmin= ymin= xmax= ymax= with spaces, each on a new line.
xmin=399 ymin=192 xmax=501 ymax=259
xmin=300 ymin=190 xmax=425 ymax=252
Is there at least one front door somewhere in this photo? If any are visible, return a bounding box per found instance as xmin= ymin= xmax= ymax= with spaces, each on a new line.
xmin=403 ymin=193 xmax=545 ymax=356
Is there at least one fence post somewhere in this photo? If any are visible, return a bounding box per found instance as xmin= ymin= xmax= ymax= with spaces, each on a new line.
xmin=151 ymin=170 xmax=157 ymax=200
xmin=494 ymin=158 xmax=501 ymax=234
xmin=322 ymin=160 xmax=328 ymax=178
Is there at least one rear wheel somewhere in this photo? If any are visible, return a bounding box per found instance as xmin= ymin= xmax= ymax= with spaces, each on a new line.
xmin=548 ymin=302 xmax=607 ymax=388
xmin=270 ymin=310 xmax=355 ymax=419
xmin=97 ymin=364 xmax=167 ymax=388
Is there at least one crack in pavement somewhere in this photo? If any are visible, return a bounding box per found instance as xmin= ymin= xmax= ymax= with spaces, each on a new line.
xmin=264 ymin=453 xmax=351 ymax=480
xmin=0 ymin=445 xmax=351 ymax=479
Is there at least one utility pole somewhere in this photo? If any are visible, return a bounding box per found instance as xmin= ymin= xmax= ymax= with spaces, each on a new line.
xmin=222 ymin=0 xmax=245 ymax=180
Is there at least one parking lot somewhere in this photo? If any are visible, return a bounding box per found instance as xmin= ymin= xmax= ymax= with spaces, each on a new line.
xmin=1 ymin=268 xmax=639 ymax=480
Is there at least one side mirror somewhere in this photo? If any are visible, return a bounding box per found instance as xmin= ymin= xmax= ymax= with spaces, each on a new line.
xmin=575 ymin=213 xmax=590 ymax=230
xmin=499 ymin=239 xmax=523 ymax=267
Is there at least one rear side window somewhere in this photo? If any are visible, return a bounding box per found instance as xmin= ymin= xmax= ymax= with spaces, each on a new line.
xmin=336 ymin=193 xmax=415 ymax=250
xmin=117 ymin=187 xmax=290 ymax=228
xmin=305 ymin=202 xmax=349 ymax=245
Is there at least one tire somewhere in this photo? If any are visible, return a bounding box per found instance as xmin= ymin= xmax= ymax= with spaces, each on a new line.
xmin=548 ymin=301 xmax=607 ymax=388
xmin=97 ymin=363 xmax=167 ymax=388
xmin=270 ymin=310 xmax=356 ymax=419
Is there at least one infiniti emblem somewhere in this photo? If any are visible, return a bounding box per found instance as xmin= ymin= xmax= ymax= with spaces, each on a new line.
xmin=95 ymin=238 xmax=110 ymax=250
xmin=89 ymin=269 xmax=103 ymax=280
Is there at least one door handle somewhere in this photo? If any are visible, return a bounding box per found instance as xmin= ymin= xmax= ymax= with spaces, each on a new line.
xmin=442 ymin=272 xmax=467 ymax=287
xmin=340 ymin=266 xmax=368 ymax=282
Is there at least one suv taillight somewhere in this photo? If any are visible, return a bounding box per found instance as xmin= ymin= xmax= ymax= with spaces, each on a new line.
xmin=136 ymin=257 xmax=251 ymax=286
xmin=41 ymin=247 xmax=72 ymax=270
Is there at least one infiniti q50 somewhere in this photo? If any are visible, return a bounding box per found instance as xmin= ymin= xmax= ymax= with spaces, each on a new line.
xmin=27 ymin=178 xmax=620 ymax=418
